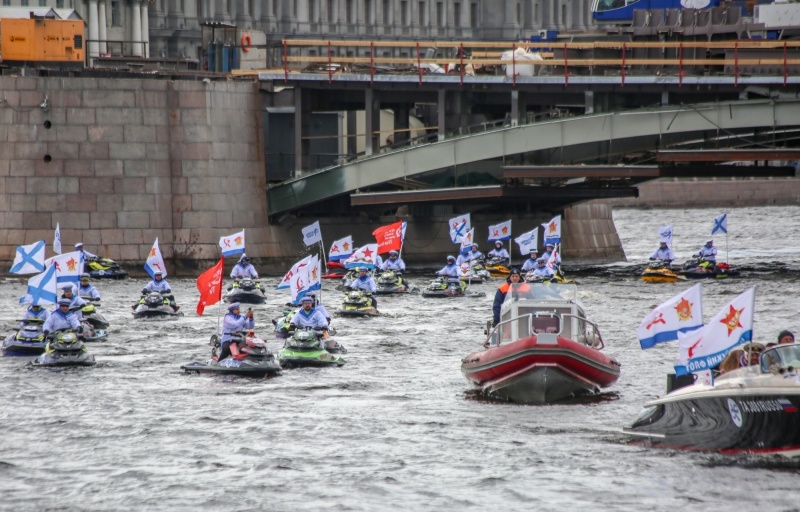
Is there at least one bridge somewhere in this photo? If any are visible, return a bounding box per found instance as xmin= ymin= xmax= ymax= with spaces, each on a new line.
xmin=260 ymin=39 xmax=800 ymax=221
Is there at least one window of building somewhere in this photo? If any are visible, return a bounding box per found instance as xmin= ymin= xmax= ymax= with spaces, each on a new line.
xmin=453 ymin=2 xmax=460 ymax=26
xmin=226 ymin=0 xmax=231 ymax=15
xmin=39 ymin=0 xmax=46 ymax=6
xmin=180 ymin=0 xmax=184 ymax=12
xmin=365 ymin=0 xmax=372 ymax=23
xmin=401 ymin=0 xmax=407 ymax=24
xmin=111 ymin=0 xmax=121 ymax=25
xmin=470 ymin=2 xmax=477 ymax=27
xmin=56 ymin=0 xmax=64 ymax=7
xmin=21 ymin=0 xmax=28 ymax=6
xmin=309 ymin=0 xmax=316 ymax=20
xmin=273 ymin=0 xmax=278 ymax=16
xmin=346 ymin=0 xmax=353 ymax=22
xmin=534 ymin=3 xmax=538 ymax=23
xmin=248 ymin=0 xmax=253 ymax=15
xmin=436 ymin=1 xmax=442 ymax=26
xmin=328 ymin=0 xmax=334 ymax=21
xmin=517 ymin=2 xmax=520 ymax=24
xmin=383 ymin=0 xmax=390 ymax=24
xmin=418 ymin=1 xmax=424 ymax=25
xmin=562 ymin=3 xmax=566 ymax=24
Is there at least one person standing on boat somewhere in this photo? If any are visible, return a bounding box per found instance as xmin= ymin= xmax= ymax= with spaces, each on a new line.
xmin=380 ymin=250 xmax=406 ymax=273
xmin=521 ymin=249 xmax=539 ymax=272
xmin=77 ymin=273 xmax=101 ymax=301
xmin=492 ymin=268 xmax=529 ymax=327
xmin=20 ymin=303 xmax=50 ymax=327
xmin=217 ymin=302 xmax=255 ymax=360
xmin=649 ymin=242 xmax=676 ymax=264
xmin=290 ymin=296 xmax=330 ymax=334
xmin=487 ymin=241 xmax=510 ymax=263
xmin=230 ymin=254 xmax=259 ymax=279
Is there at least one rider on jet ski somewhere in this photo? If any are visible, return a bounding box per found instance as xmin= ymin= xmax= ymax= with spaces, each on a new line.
xmin=521 ymin=249 xmax=539 ymax=272
xmin=61 ymin=284 xmax=87 ymax=319
xmin=290 ymin=296 xmax=330 ymax=335
xmin=42 ymin=299 xmax=82 ymax=337
xmin=649 ymin=242 xmax=676 ymax=265
xmin=487 ymin=241 xmax=510 ymax=263
xmin=380 ymin=250 xmax=406 ymax=273
xmin=77 ymin=273 xmax=101 ymax=300
xmin=466 ymin=243 xmax=484 ymax=262
xmin=230 ymin=254 xmax=259 ymax=279
xmin=74 ymin=242 xmax=97 ymax=260
xmin=692 ymin=239 xmax=718 ymax=271
xmin=20 ymin=303 xmax=50 ymax=327
xmin=218 ymin=302 xmax=255 ymax=360
xmin=530 ymin=258 xmax=555 ymax=278
xmin=142 ymin=271 xmax=180 ymax=311
xmin=349 ymin=267 xmax=378 ymax=307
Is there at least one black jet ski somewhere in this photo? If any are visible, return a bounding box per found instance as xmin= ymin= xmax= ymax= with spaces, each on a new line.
xmin=278 ymin=329 xmax=346 ymax=368
xmin=678 ymin=258 xmax=741 ymax=279
xmin=223 ymin=277 xmax=267 ymax=304
xmin=375 ymin=270 xmax=415 ymax=294
xmin=2 ymin=318 xmax=47 ymax=356
xmin=78 ymin=300 xmax=110 ymax=329
xmin=421 ymin=277 xmax=486 ymax=298
xmin=85 ymin=257 xmax=128 ymax=280
xmin=30 ymin=331 xmax=96 ymax=367
xmin=132 ymin=292 xmax=184 ymax=320
xmin=335 ymin=289 xmax=381 ymax=317
xmin=182 ymin=333 xmax=282 ymax=378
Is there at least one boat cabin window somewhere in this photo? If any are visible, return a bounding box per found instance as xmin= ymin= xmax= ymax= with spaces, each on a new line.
xmin=503 ymin=283 xmax=578 ymax=305
xmin=760 ymin=343 xmax=800 ymax=374
xmin=531 ymin=315 xmax=560 ymax=334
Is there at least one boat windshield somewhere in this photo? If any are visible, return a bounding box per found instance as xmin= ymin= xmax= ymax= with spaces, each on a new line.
xmin=502 ymin=283 xmax=578 ymax=306
xmin=760 ymin=343 xmax=800 ymax=374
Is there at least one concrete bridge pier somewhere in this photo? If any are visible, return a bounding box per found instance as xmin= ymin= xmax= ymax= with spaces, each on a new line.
xmin=365 ymin=88 xmax=381 ymax=156
xmin=294 ymin=88 xmax=311 ymax=175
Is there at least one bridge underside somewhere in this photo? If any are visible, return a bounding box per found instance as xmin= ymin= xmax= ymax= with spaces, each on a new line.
xmin=266 ymin=97 xmax=800 ymax=221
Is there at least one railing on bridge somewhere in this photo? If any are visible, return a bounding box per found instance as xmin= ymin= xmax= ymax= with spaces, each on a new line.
xmin=281 ymin=39 xmax=800 ymax=87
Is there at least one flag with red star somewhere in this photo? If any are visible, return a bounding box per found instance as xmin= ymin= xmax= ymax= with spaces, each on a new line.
xmin=219 ymin=230 xmax=245 ymax=257
xmin=329 ymin=235 xmax=354 ymax=261
xmin=344 ymin=244 xmax=379 ymax=269
xmin=675 ymin=287 xmax=755 ymax=376
xmin=487 ymin=220 xmax=512 ymax=242
xmin=541 ymin=215 xmax=561 ymax=245
xmin=144 ymin=238 xmax=167 ymax=278
xmin=637 ymin=283 xmax=704 ymax=349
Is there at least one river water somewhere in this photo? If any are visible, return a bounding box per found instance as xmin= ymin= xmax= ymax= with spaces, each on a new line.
xmin=1 ymin=206 xmax=799 ymax=512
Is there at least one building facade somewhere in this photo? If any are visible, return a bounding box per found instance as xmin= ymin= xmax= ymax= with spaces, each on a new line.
xmin=2 ymin=0 xmax=594 ymax=61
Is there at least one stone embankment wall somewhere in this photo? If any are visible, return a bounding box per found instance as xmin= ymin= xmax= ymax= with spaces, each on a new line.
xmin=0 ymin=75 xmax=623 ymax=275
xmin=597 ymin=177 xmax=800 ymax=208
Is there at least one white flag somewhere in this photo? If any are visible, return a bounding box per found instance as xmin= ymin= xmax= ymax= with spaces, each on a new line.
xmin=219 ymin=230 xmax=245 ymax=257
xmin=10 ymin=241 xmax=46 ymax=274
xmin=277 ymin=255 xmax=312 ymax=290
xmin=344 ymin=244 xmax=379 ymax=269
xmin=546 ymin=243 xmax=562 ymax=270
xmin=637 ymin=283 xmax=704 ymax=349
xmin=488 ymin=220 xmax=512 ymax=242
xmin=659 ymin=225 xmax=673 ymax=245
xmin=44 ymin=250 xmax=84 ymax=285
xmin=302 ymin=221 xmax=322 ymax=246
xmin=329 ymin=236 xmax=354 ymax=262
xmin=144 ymin=238 xmax=167 ymax=278
xmin=675 ymin=287 xmax=755 ymax=376
xmin=460 ymin=228 xmax=476 ymax=250
xmin=292 ymin=255 xmax=322 ymax=302
xmin=515 ymin=228 xmax=538 ymax=256
xmin=53 ymin=223 xmax=62 ymax=255
xmin=448 ymin=214 xmax=471 ymax=243
xmin=542 ymin=215 xmax=561 ymax=245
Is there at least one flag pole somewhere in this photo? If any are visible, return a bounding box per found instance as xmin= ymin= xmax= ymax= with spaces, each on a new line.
xmin=216 ymin=254 xmax=224 ymax=336
xmin=319 ymin=239 xmax=328 ymax=274
xmin=318 ymin=250 xmax=324 ymax=305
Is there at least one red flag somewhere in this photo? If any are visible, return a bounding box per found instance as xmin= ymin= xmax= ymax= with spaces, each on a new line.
xmin=372 ymin=221 xmax=404 ymax=254
xmin=196 ymin=257 xmax=224 ymax=316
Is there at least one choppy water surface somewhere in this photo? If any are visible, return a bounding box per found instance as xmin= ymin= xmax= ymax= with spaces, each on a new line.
xmin=2 ymin=206 xmax=800 ymax=511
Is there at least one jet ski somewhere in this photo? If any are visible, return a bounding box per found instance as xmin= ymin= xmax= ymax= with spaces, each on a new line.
xmin=272 ymin=310 xmax=338 ymax=339
xmin=678 ymin=258 xmax=741 ymax=279
xmin=336 ymin=269 xmax=372 ymax=291
xmin=278 ymin=329 xmax=346 ymax=368
xmin=484 ymin=256 xmax=510 ymax=277
xmin=335 ymin=289 xmax=381 ymax=317
xmin=459 ymin=261 xmax=491 ymax=284
xmin=421 ymin=277 xmax=486 ymax=298
xmin=132 ymin=292 xmax=184 ymax=320
xmin=641 ymin=260 xmax=687 ymax=283
xmin=181 ymin=333 xmax=282 ymax=378
xmin=524 ymin=270 xmax=577 ymax=285
xmin=85 ymin=257 xmax=128 ymax=280
xmin=223 ymin=277 xmax=267 ymax=304
xmin=78 ymin=300 xmax=110 ymax=329
xmin=2 ymin=318 xmax=47 ymax=356
xmin=375 ymin=270 xmax=414 ymax=294
xmin=30 ymin=330 xmax=96 ymax=367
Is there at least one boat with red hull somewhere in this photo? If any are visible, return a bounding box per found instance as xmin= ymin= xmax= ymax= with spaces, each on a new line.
xmin=461 ymin=284 xmax=620 ymax=404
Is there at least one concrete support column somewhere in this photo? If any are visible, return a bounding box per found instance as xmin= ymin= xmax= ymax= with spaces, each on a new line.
xmin=141 ymin=1 xmax=150 ymax=58
xmin=365 ymin=88 xmax=380 ymax=156
xmin=503 ymin=0 xmax=518 ymax=32
xmin=661 ymin=91 xmax=670 ymax=106
xmin=132 ymin=0 xmax=143 ymax=57
xmin=393 ymin=104 xmax=410 ymax=146
xmin=511 ymin=90 xmax=520 ymax=127
xmin=437 ymin=89 xmax=446 ymax=142
xmin=88 ymin=0 xmax=100 ymax=59
xmin=294 ymin=89 xmax=310 ymax=175
xmin=346 ymin=110 xmax=358 ymax=160
xmin=585 ymin=90 xmax=594 ymax=115
xmin=98 ymin=0 xmax=107 ymax=54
